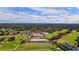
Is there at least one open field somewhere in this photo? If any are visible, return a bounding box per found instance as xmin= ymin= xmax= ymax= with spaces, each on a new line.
xmin=16 ymin=42 xmax=53 ymax=51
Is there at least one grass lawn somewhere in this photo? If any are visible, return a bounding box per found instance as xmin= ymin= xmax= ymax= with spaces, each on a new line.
xmin=45 ymin=29 xmax=68 ymax=39
xmin=16 ymin=42 xmax=53 ymax=51
xmin=0 ymin=34 xmax=28 ymax=51
xmin=57 ymin=30 xmax=79 ymax=46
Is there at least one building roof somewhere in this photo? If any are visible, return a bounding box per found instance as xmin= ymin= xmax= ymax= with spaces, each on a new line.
xmin=63 ymin=44 xmax=79 ymax=51
xmin=32 ymin=32 xmax=43 ymax=37
xmin=30 ymin=39 xmax=48 ymax=42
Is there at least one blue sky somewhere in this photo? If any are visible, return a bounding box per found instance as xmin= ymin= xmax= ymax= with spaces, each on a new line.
xmin=0 ymin=7 xmax=79 ymax=23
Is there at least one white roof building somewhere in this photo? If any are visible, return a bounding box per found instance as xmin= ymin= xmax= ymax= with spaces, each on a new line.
xmin=30 ymin=39 xmax=48 ymax=42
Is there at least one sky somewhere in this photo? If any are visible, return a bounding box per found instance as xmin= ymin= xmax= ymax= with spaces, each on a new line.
xmin=0 ymin=7 xmax=79 ymax=23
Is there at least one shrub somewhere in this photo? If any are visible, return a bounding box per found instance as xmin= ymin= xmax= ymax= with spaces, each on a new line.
xmin=7 ymin=36 xmax=15 ymax=41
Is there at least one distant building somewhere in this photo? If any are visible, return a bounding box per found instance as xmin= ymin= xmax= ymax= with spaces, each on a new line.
xmin=31 ymin=32 xmax=43 ymax=39
xmin=30 ymin=31 xmax=48 ymax=42
xmin=19 ymin=31 xmax=30 ymax=35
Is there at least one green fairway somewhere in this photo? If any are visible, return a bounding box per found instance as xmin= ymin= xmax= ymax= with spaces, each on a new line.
xmin=16 ymin=42 xmax=53 ymax=51
xmin=0 ymin=34 xmax=28 ymax=51
xmin=45 ymin=29 xmax=68 ymax=39
xmin=57 ymin=30 xmax=79 ymax=46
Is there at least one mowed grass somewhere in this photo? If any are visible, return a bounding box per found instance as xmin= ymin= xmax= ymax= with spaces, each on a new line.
xmin=0 ymin=34 xmax=28 ymax=51
xmin=45 ymin=29 xmax=68 ymax=39
xmin=57 ymin=30 xmax=79 ymax=46
xmin=16 ymin=42 xmax=53 ymax=51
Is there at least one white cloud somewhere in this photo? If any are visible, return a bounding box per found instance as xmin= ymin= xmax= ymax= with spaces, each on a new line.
xmin=0 ymin=7 xmax=79 ymax=23
xmin=31 ymin=7 xmax=68 ymax=15
xmin=67 ymin=15 xmax=79 ymax=23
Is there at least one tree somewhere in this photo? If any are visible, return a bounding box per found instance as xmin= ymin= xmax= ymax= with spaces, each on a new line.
xmin=7 ymin=36 xmax=15 ymax=41
xmin=75 ymin=37 xmax=79 ymax=47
